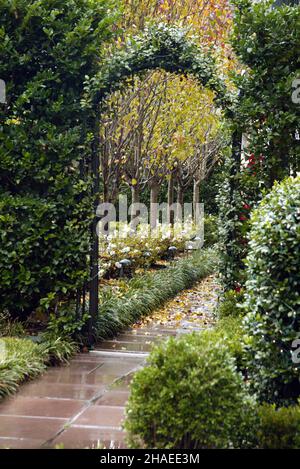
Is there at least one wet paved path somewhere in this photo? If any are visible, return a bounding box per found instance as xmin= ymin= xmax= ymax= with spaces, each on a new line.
xmin=0 ymin=276 xmax=218 ymax=449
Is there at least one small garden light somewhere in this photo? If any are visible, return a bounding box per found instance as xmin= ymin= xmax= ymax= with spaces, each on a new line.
xmin=118 ymin=258 xmax=132 ymax=278
xmin=167 ymin=246 xmax=177 ymax=260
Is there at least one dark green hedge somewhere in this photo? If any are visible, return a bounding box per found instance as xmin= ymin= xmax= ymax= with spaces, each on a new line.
xmin=0 ymin=0 xmax=118 ymax=317
xmin=243 ymin=175 xmax=300 ymax=403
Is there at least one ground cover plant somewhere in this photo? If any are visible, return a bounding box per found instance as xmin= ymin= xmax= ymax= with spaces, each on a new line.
xmin=0 ymin=334 xmax=77 ymax=399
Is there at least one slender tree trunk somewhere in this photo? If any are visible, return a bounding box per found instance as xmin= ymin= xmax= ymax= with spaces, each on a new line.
xmin=130 ymin=184 xmax=140 ymax=228
xmin=176 ymin=183 xmax=184 ymax=222
xmin=168 ymin=172 xmax=175 ymax=226
xmin=150 ymin=183 xmax=159 ymax=230
xmin=177 ymin=183 xmax=184 ymax=205
xmin=131 ymin=184 xmax=140 ymax=203
xmin=193 ymin=179 xmax=200 ymax=223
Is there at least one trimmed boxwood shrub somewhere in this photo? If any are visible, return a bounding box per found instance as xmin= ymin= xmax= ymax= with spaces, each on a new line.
xmin=125 ymin=331 xmax=256 ymax=449
xmin=243 ymin=176 xmax=300 ymax=402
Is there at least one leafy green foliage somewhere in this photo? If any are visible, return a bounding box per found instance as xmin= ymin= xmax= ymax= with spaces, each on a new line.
xmin=125 ymin=331 xmax=256 ymax=449
xmin=256 ymin=403 xmax=300 ymax=449
xmin=217 ymin=153 xmax=248 ymax=290
xmin=231 ymin=0 xmax=300 ymax=185
xmin=220 ymin=0 xmax=300 ymax=291
xmin=40 ymin=334 xmax=77 ymax=366
xmin=204 ymin=215 xmax=218 ymax=246
xmin=96 ymin=249 xmax=217 ymax=340
xmin=0 ymin=0 xmax=118 ymax=318
xmin=243 ymin=176 xmax=300 ymax=402
xmin=0 ymin=332 xmax=77 ymax=399
xmin=45 ymin=310 xmax=90 ymax=340
xmin=213 ymin=316 xmax=247 ymax=372
xmin=0 ymin=193 xmax=91 ymax=317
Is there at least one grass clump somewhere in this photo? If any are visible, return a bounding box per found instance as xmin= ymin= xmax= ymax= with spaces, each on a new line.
xmin=0 ymin=338 xmax=46 ymax=398
xmin=40 ymin=333 xmax=77 ymax=366
xmin=0 ymin=312 xmax=26 ymax=338
xmin=0 ymin=332 xmax=77 ymax=399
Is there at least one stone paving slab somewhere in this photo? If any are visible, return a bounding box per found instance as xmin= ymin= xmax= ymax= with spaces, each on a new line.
xmin=0 ymin=396 xmax=85 ymax=419
xmin=17 ymin=382 xmax=107 ymax=400
xmin=95 ymin=391 xmax=130 ymax=407
xmin=73 ymin=405 xmax=125 ymax=428
xmin=0 ymin=415 xmax=66 ymax=440
xmin=0 ymin=437 xmax=46 ymax=449
xmin=0 ymin=350 xmax=144 ymax=448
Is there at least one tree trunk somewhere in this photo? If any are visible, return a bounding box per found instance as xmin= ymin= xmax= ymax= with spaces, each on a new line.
xmin=168 ymin=172 xmax=175 ymax=226
xmin=150 ymin=183 xmax=159 ymax=230
xmin=131 ymin=184 xmax=140 ymax=204
xmin=193 ymin=180 xmax=200 ymax=223
xmin=130 ymin=184 xmax=140 ymax=228
xmin=176 ymin=183 xmax=184 ymax=222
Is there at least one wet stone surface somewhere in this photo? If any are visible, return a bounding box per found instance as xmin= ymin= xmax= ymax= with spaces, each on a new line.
xmin=0 ymin=275 xmax=218 ymax=449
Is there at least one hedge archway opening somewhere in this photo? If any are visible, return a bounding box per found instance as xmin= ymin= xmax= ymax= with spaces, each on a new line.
xmin=86 ymin=23 xmax=234 ymax=341
xmin=88 ymin=23 xmax=231 ymax=108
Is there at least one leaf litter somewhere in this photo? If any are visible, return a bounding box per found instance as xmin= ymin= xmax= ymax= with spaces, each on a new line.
xmin=133 ymin=275 xmax=220 ymax=332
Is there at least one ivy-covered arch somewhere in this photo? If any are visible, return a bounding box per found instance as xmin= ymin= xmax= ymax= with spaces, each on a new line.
xmin=88 ymin=24 xmax=231 ymax=108
xmin=87 ymin=23 xmax=233 ymax=338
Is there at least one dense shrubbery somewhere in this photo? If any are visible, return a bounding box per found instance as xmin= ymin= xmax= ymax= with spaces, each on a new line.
xmin=218 ymin=288 xmax=244 ymax=319
xmin=243 ymin=176 xmax=300 ymax=403
xmin=0 ymin=193 xmax=91 ymax=317
xmin=220 ymin=0 xmax=300 ymax=291
xmin=125 ymin=331 xmax=256 ymax=449
xmin=0 ymin=0 xmax=118 ymax=318
xmin=213 ymin=317 xmax=246 ymax=373
xmin=204 ymin=215 xmax=218 ymax=246
xmin=256 ymin=403 xmax=300 ymax=449
xmin=96 ymin=249 xmax=217 ymax=340
xmin=125 ymin=316 xmax=300 ymax=449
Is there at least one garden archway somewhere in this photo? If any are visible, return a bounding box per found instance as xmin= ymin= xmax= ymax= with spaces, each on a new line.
xmin=86 ymin=23 xmax=233 ymax=341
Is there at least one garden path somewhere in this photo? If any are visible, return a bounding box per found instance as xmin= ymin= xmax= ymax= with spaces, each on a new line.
xmin=0 ymin=275 xmax=219 ymax=449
